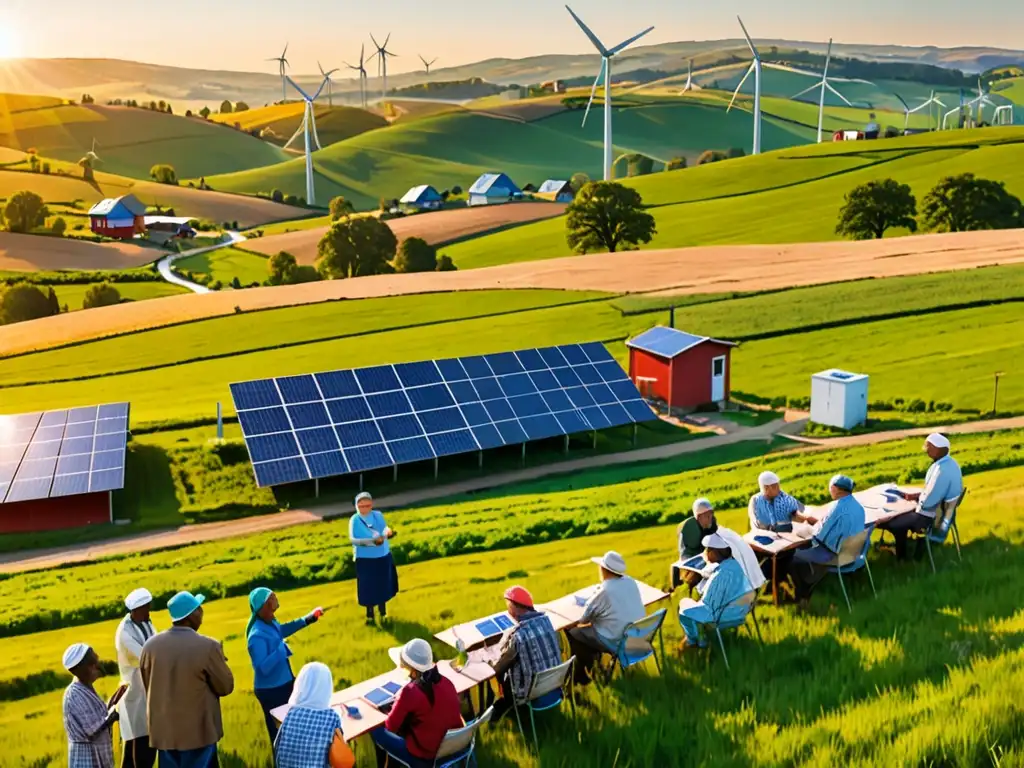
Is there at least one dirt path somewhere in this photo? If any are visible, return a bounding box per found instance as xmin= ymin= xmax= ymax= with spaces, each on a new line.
xmin=3 ymin=228 xmax=1022 ymax=357
xmin=3 ymin=414 xmax=1021 ymax=574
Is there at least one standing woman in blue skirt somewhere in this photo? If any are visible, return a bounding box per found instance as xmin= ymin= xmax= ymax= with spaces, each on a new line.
xmin=349 ymin=491 xmax=399 ymax=625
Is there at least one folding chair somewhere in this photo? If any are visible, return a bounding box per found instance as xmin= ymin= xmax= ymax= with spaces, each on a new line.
xmin=915 ymin=488 xmax=967 ymax=574
xmin=604 ymin=608 xmax=667 ymax=681
xmin=511 ymin=656 xmax=577 ymax=758
xmin=380 ymin=707 xmax=493 ymax=768
xmin=826 ymin=523 xmax=878 ymax=612
xmin=692 ymin=589 xmax=762 ymax=672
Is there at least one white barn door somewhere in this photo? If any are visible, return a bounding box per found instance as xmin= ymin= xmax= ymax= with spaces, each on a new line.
xmin=710 ymin=355 xmax=726 ymax=402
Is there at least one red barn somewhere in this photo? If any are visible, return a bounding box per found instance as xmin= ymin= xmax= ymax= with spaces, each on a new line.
xmin=626 ymin=326 xmax=737 ymax=412
xmin=88 ymin=194 xmax=147 ymax=239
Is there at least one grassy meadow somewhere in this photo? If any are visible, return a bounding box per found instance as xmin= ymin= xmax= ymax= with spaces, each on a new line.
xmin=49 ymin=280 xmax=189 ymax=309
xmin=210 ymin=103 xmax=388 ymax=147
xmin=444 ymin=127 xmax=1024 ymax=269
xmin=1 ymin=445 xmax=1022 ymax=766
xmin=175 ymin=246 xmax=270 ymax=287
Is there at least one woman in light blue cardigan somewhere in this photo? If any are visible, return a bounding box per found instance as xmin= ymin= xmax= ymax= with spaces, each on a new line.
xmin=349 ymin=491 xmax=399 ymax=625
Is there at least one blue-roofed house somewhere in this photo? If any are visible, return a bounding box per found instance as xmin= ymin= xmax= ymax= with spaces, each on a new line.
xmin=536 ymin=179 xmax=574 ymax=203
xmin=399 ymin=185 xmax=444 ymax=212
xmin=88 ymin=195 xmax=147 ymax=240
xmin=468 ymin=172 xmax=520 ymax=206
xmin=626 ymin=326 xmax=738 ymax=410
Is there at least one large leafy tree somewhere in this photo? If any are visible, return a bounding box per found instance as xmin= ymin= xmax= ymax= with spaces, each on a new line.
xmin=0 ymin=283 xmax=58 ymax=324
xmin=393 ymin=237 xmax=437 ymax=273
xmin=316 ymin=217 xmax=397 ymax=279
xmin=267 ymin=251 xmax=298 ymax=285
xmin=2 ymin=190 xmax=49 ymax=233
xmin=920 ymin=173 xmax=1023 ymax=232
xmin=565 ymin=181 xmax=656 ymax=254
xmin=329 ymin=196 xmax=355 ymax=222
xmin=835 ymin=179 xmax=918 ymax=240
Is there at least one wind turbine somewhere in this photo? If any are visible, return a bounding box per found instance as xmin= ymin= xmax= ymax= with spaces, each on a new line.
xmin=369 ymin=33 xmax=398 ymax=100
xmin=86 ymin=138 xmax=102 ymax=164
xmin=566 ymin=5 xmax=655 ymax=182
xmin=788 ymin=39 xmax=870 ymax=143
xmin=284 ymin=74 xmax=331 ymax=206
xmin=267 ymin=43 xmax=290 ymax=103
xmin=344 ymin=45 xmax=369 ymax=108
xmin=681 ymin=59 xmax=694 ymax=93
xmin=908 ymin=90 xmax=946 ymax=130
xmin=726 ymin=17 xmax=763 ymax=155
xmin=967 ymin=78 xmax=997 ymax=125
xmin=318 ymin=62 xmax=340 ymax=107
xmin=419 ymin=54 xmax=438 ymax=75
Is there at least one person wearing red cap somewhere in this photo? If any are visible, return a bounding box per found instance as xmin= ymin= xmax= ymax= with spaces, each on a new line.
xmin=484 ymin=585 xmax=563 ymax=720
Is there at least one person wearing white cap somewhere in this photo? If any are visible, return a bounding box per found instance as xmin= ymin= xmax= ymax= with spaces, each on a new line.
xmin=114 ymin=588 xmax=158 ymax=768
xmin=748 ymin=470 xmax=817 ymax=533
xmin=671 ymin=498 xmax=719 ymax=592
xmin=678 ymin=533 xmax=752 ymax=650
xmin=566 ymin=551 xmax=645 ymax=685
xmin=349 ymin=491 xmax=399 ymax=625
xmin=372 ymin=639 xmax=464 ymax=767
xmin=62 ymin=642 xmax=129 ymax=768
xmin=790 ymin=475 xmax=866 ymax=609
xmin=879 ymin=433 xmax=963 ymax=560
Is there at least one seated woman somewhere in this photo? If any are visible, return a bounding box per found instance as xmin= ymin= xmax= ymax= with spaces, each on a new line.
xmin=274 ymin=662 xmax=343 ymax=768
xmin=373 ymin=639 xmax=464 ymax=768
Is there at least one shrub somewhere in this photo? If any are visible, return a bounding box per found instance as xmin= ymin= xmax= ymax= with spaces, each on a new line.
xmin=3 ymin=190 xmax=49 ymax=233
xmin=271 ymin=189 xmax=284 ymax=203
xmin=436 ymin=254 xmax=458 ymax=272
xmin=451 ymin=185 xmax=463 ymax=196
xmin=665 ymin=157 xmax=687 ymax=171
xmin=0 ymin=283 xmax=59 ymax=324
xmin=149 ymin=164 xmax=178 ymax=185
xmin=231 ymin=276 xmax=242 ymax=290
xmin=51 ymin=217 xmax=67 ymax=236
xmin=394 ymin=237 xmax=437 ymax=273
xmin=283 ymin=194 xmax=299 ymax=206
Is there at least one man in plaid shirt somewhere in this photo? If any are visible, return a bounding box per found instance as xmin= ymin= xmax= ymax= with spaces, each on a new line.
xmin=487 ymin=585 xmax=563 ymax=720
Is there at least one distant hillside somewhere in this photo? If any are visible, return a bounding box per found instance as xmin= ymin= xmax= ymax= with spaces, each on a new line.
xmin=0 ymin=94 xmax=287 ymax=180
xmin=389 ymin=78 xmax=505 ymax=100
xmin=209 ymin=103 xmax=387 ymax=148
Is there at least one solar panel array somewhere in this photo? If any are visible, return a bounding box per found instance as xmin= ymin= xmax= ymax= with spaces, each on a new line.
xmin=627 ymin=326 xmax=706 ymax=359
xmin=0 ymin=403 xmax=131 ymax=504
xmin=230 ymin=343 xmax=656 ymax=488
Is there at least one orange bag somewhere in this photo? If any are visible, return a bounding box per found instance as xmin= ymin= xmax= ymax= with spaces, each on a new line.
xmin=329 ymin=728 xmax=356 ymax=768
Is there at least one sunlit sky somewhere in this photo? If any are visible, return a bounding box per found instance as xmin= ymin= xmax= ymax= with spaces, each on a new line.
xmin=1 ymin=0 xmax=1022 ymax=72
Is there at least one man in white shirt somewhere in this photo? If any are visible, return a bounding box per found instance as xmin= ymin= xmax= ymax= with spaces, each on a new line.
xmin=115 ymin=588 xmax=157 ymax=768
xmin=566 ymin=551 xmax=645 ymax=685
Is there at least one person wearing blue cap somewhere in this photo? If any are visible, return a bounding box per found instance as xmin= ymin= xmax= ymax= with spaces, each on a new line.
xmin=790 ymin=475 xmax=866 ymax=609
xmin=245 ymin=587 xmax=325 ymax=744
xmin=349 ymin=491 xmax=399 ymax=625
xmin=140 ymin=591 xmax=234 ymax=768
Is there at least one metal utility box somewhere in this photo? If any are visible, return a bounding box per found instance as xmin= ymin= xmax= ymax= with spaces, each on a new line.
xmin=810 ymin=369 xmax=868 ymax=430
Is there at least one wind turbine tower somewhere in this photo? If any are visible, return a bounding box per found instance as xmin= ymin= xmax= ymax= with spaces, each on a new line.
xmin=318 ymin=62 xmax=340 ymax=107
xmin=370 ymin=33 xmax=398 ymax=100
xmin=419 ymin=54 xmax=438 ymax=75
xmin=566 ymin=5 xmax=655 ymax=181
xmin=284 ymin=74 xmax=331 ymax=206
xmin=344 ymin=45 xmax=369 ymax=108
xmin=727 ymin=17 xmax=763 ymax=155
xmin=267 ymin=43 xmax=290 ymax=102
xmin=681 ymin=59 xmax=693 ymax=92
xmin=789 ymin=39 xmax=867 ymax=143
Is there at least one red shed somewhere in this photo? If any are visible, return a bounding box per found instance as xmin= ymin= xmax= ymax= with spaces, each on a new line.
xmin=626 ymin=326 xmax=738 ymax=411
xmin=88 ymin=194 xmax=146 ymax=240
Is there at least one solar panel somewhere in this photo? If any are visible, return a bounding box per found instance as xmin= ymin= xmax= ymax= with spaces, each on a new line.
xmin=628 ymin=326 xmax=706 ymax=359
xmin=230 ymin=345 xmax=655 ymax=488
xmin=0 ymin=402 xmax=132 ymax=504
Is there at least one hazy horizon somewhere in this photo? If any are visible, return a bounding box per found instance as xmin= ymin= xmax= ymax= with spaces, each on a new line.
xmin=1 ymin=0 xmax=1022 ymax=77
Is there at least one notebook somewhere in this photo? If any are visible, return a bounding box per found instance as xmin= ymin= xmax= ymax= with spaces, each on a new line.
xmin=364 ymin=680 xmax=403 ymax=709
xmin=681 ymin=555 xmax=707 ymax=572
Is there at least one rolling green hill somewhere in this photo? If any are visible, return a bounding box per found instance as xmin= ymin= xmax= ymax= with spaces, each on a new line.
xmin=0 ymin=95 xmax=288 ymax=179
xmin=444 ymin=127 xmax=1024 ymax=269
xmin=209 ymin=102 xmax=388 ymax=147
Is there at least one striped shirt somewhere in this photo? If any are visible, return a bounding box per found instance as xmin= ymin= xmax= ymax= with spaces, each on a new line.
xmin=748 ymin=491 xmax=804 ymax=530
xmin=274 ymin=707 xmax=342 ymax=768
xmin=700 ymin=558 xmax=751 ymax=619
xmin=63 ymin=681 xmax=114 ymax=768
xmin=813 ymin=494 xmax=866 ymax=553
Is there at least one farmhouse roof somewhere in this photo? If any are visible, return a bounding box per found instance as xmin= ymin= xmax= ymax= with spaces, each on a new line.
xmin=400 ymin=185 xmax=442 ymax=203
xmin=538 ymin=179 xmax=571 ymax=194
xmin=88 ymin=194 xmax=146 ymax=217
xmin=627 ymin=326 xmax=738 ymax=360
xmin=469 ymin=172 xmax=519 ymax=195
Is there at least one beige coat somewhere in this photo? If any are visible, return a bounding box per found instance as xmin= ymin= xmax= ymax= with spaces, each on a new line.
xmin=139 ymin=626 xmax=234 ymax=751
xmin=114 ymin=615 xmax=156 ymax=741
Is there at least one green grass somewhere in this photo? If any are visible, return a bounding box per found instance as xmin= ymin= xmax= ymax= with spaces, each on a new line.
xmin=49 ymin=281 xmax=189 ymax=309
xmin=1 ymin=454 xmax=1022 ymax=766
xmin=209 ymin=103 xmax=388 ymax=148
xmin=244 ymin=214 xmax=333 ymax=236
xmin=174 ymin=246 xmax=270 ymax=287
xmin=443 ymin=128 xmax=1024 ymax=269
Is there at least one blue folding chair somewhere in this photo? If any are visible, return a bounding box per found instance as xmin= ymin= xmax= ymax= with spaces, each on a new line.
xmin=511 ymin=656 xmax=576 ymax=758
xmin=826 ymin=523 xmax=878 ymax=612
xmin=605 ymin=608 xmax=667 ymax=681
xmin=915 ymin=489 xmax=966 ymax=574
xmin=380 ymin=706 xmax=493 ymax=768
xmin=687 ymin=589 xmax=762 ymax=672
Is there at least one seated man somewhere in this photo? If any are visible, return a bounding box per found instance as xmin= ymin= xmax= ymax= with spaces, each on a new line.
xmin=486 ymin=585 xmax=562 ymax=720
xmin=566 ymin=551 xmax=645 ymax=685
xmin=748 ymin=471 xmax=817 ymax=532
xmin=671 ymin=498 xmax=719 ymax=592
xmin=790 ymin=475 xmax=866 ymax=609
xmin=678 ymin=533 xmax=752 ymax=649
xmin=879 ymin=433 xmax=963 ymax=560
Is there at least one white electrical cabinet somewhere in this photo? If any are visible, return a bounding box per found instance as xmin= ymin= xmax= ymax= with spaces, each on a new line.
xmin=810 ymin=369 xmax=868 ymax=430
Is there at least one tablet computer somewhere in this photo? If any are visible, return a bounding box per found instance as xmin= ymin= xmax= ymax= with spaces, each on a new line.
xmin=364 ymin=688 xmax=395 ymax=708
xmin=682 ymin=555 xmax=707 ymax=572
xmin=474 ymin=619 xmax=501 ymax=638
xmin=493 ymin=614 xmax=514 ymax=631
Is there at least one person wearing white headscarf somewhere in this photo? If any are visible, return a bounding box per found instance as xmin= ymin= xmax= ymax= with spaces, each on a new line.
xmin=115 ymin=588 xmax=157 ymax=768
xmin=880 ymin=433 xmax=963 ymax=559
xmin=678 ymin=534 xmax=752 ymax=650
xmin=348 ymin=491 xmax=399 ymax=625
xmin=62 ymin=643 xmax=128 ymax=768
xmin=274 ymin=662 xmax=342 ymax=768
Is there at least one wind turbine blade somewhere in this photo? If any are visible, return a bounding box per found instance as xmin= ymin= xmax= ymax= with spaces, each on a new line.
xmin=565 ymin=5 xmax=610 ymax=56
xmin=934 ymin=97 xmax=947 ymax=108
xmin=384 ymin=33 xmax=391 ymax=48
xmin=282 ymin=43 xmax=288 ymax=58
xmin=727 ymin=63 xmax=755 ymax=111
xmin=737 ymin=16 xmax=759 ymax=60
xmin=892 ymin=92 xmax=909 ymax=111
xmin=582 ymin=60 xmax=605 ymax=128
xmin=283 ymin=121 xmax=305 ymax=150
xmin=285 ymin=76 xmax=314 ymax=102
xmin=825 ymin=81 xmax=853 ymax=107
xmin=370 ymin=33 xmax=380 ymax=49
xmin=791 ymin=83 xmax=821 ymax=100
xmin=312 ymin=77 xmax=330 ymax=101
xmin=608 ymin=26 xmax=655 ymax=56
xmin=310 ymin=108 xmax=323 ymax=151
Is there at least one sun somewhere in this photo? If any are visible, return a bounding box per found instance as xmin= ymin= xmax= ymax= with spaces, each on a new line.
xmin=0 ymin=20 xmax=20 ymax=60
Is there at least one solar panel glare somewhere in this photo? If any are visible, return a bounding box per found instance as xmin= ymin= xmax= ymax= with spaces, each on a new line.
xmin=51 ymin=473 xmax=91 ymax=497
xmin=25 ymin=441 xmax=61 ymax=460
xmin=39 ymin=411 xmax=69 ymax=427
xmin=66 ymin=406 xmax=98 ymax=424
xmin=94 ymin=433 xmax=127 ymax=452
xmin=59 ymin=436 xmax=95 ymax=456
xmin=95 ymin=417 xmax=128 ymax=435
xmin=91 ymin=450 xmax=125 ymax=472
xmin=15 ymin=457 xmax=57 ymax=480
xmin=57 ymin=454 xmax=93 ymax=475
xmin=6 ymin=477 xmax=53 ymax=502
xmin=64 ymin=421 xmax=96 ymax=439
xmin=97 ymin=403 xmax=130 ymax=419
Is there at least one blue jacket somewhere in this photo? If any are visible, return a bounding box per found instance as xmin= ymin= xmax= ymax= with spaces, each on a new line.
xmin=247 ymin=616 xmax=309 ymax=690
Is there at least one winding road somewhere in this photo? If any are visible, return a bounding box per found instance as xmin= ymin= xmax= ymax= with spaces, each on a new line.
xmin=155 ymin=230 xmax=247 ymax=293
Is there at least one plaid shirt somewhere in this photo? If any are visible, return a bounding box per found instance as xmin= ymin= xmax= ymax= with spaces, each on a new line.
xmin=63 ymin=681 xmax=114 ymax=768
xmin=498 ymin=611 xmax=562 ymax=702
xmin=274 ymin=707 xmax=342 ymax=768
xmin=749 ymin=491 xmax=803 ymax=530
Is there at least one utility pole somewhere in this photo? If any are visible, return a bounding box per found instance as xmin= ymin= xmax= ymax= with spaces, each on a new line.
xmin=992 ymin=371 xmax=1004 ymax=415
